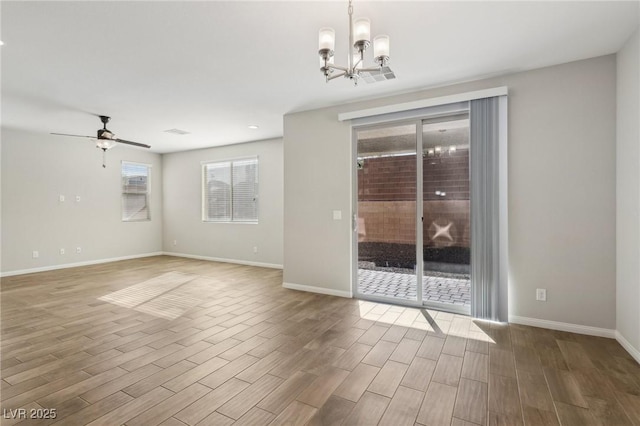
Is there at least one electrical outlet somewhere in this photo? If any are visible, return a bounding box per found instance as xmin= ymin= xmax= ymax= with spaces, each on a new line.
xmin=536 ymin=288 xmax=547 ymax=302
xmin=32 ymin=250 xmax=39 ymax=259
xmin=253 ymin=246 xmax=258 ymax=254
xmin=59 ymin=195 xmax=65 ymax=202
xmin=60 ymin=248 xmax=65 ymax=255
xmin=76 ymin=195 xmax=81 ymax=202
xmin=173 ymin=240 xmax=177 ymax=246
xmin=76 ymin=247 xmax=82 ymax=254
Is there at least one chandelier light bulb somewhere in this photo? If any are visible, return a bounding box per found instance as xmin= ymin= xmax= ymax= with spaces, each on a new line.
xmin=373 ymin=34 xmax=390 ymax=58
xmin=318 ymin=27 xmax=336 ymax=51
xmin=354 ymin=18 xmax=371 ymax=43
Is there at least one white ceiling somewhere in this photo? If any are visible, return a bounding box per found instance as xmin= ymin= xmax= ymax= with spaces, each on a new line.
xmin=2 ymin=1 xmax=638 ymax=153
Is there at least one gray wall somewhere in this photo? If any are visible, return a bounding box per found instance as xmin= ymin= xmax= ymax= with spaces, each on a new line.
xmin=162 ymin=138 xmax=283 ymax=267
xmin=1 ymin=128 xmax=163 ymax=274
xmin=284 ymin=55 xmax=617 ymax=330
xmin=616 ymin=29 xmax=640 ymax=355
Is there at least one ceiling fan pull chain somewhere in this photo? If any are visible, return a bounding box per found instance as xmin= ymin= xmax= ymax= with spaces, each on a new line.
xmin=102 ymin=148 xmax=107 ymax=168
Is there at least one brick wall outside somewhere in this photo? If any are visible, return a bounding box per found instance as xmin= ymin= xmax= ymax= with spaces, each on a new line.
xmin=357 ymin=149 xmax=470 ymax=248
xmin=358 ymin=201 xmax=417 ymax=245
xmin=358 ymin=156 xmax=417 ymax=201
xmin=358 ymin=201 xmax=470 ymax=247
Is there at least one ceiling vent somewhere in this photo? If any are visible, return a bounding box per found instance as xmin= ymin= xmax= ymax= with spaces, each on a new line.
xmin=164 ymin=128 xmax=190 ymax=135
xmin=360 ymin=66 xmax=396 ymax=84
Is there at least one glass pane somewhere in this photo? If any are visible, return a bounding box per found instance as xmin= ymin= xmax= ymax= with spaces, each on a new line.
xmin=122 ymin=163 xmax=150 ymax=221
xmin=122 ymin=194 xmax=149 ymax=221
xmin=422 ymin=114 xmax=471 ymax=309
xmin=232 ymin=159 xmax=259 ymax=222
xmin=204 ymin=162 xmax=231 ymax=221
xmin=357 ymin=123 xmax=417 ymax=302
xmin=122 ymin=163 xmax=149 ymax=193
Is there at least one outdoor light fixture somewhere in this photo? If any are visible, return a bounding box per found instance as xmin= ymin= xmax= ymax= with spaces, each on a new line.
xmin=426 ymin=146 xmax=458 ymax=157
xmin=318 ymin=0 xmax=394 ymax=85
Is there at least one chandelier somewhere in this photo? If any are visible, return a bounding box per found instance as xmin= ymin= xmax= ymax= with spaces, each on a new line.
xmin=318 ymin=0 xmax=394 ymax=85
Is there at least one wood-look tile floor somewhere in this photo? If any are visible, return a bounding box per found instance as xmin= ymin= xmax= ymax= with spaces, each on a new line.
xmin=1 ymin=255 xmax=639 ymax=425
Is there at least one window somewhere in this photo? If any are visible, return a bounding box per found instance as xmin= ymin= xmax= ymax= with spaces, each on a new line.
xmin=122 ymin=161 xmax=151 ymax=221
xmin=203 ymin=157 xmax=258 ymax=222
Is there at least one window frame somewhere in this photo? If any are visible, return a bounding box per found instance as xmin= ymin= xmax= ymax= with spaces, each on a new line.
xmin=201 ymin=156 xmax=259 ymax=224
xmin=121 ymin=161 xmax=152 ymax=222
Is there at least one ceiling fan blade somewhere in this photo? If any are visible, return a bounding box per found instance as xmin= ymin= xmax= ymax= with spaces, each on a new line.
xmin=114 ymin=138 xmax=151 ymax=149
xmin=50 ymin=132 xmax=94 ymax=139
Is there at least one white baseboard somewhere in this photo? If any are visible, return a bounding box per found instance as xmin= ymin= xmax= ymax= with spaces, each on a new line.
xmin=508 ymin=315 xmax=616 ymax=338
xmin=0 ymin=252 xmax=165 ymax=278
xmin=615 ymin=331 xmax=640 ymax=364
xmin=1 ymin=251 xmax=282 ymax=278
xmin=283 ymin=282 xmax=352 ymax=298
xmin=163 ymin=252 xmax=283 ymax=270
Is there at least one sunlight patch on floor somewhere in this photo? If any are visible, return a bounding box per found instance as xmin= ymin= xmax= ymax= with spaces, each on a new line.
xmin=98 ymin=271 xmax=219 ymax=319
xmin=355 ymin=299 xmax=495 ymax=344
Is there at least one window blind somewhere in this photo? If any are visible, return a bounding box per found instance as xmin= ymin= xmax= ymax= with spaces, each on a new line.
xmin=122 ymin=162 xmax=151 ymax=221
xmin=203 ymin=158 xmax=258 ymax=222
xmin=204 ymin=161 xmax=232 ymax=221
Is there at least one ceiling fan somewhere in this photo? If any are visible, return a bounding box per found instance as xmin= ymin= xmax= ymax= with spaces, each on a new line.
xmin=51 ymin=115 xmax=151 ymax=167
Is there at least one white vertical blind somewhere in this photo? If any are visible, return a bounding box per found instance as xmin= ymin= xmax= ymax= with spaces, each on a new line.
xmin=203 ymin=158 xmax=258 ymax=222
xmin=122 ymin=162 xmax=151 ymax=221
xmin=470 ymin=96 xmax=508 ymax=322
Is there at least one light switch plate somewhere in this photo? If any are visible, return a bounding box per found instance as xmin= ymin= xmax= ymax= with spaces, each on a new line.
xmin=333 ymin=210 xmax=342 ymax=220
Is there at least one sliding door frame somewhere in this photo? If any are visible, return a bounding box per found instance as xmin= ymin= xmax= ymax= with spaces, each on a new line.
xmin=352 ymin=103 xmax=471 ymax=315
xmin=352 ymin=118 xmax=423 ymax=308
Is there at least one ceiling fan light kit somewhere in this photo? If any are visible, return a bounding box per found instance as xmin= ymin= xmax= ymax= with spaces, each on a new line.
xmin=95 ymin=139 xmax=116 ymax=150
xmin=318 ymin=0 xmax=394 ymax=85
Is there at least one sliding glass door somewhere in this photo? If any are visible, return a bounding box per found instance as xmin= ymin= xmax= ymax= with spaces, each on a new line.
xmin=355 ymin=122 xmax=419 ymax=303
xmin=354 ymin=113 xmax=471 ymax=314
xmin=421 ymin=114 xmax=471 ymax=313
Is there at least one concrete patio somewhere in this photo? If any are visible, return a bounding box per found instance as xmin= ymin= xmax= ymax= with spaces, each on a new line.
xmin=358 ymin=268 xmax=470 ymax=307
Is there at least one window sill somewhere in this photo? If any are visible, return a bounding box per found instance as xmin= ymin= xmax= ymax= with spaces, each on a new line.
xmin=202 ymin=221 xmax=258 ymax=225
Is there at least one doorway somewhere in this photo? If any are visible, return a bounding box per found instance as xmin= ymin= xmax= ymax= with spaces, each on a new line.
xmin=353 ymin=113 xmax=471 ymax=314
